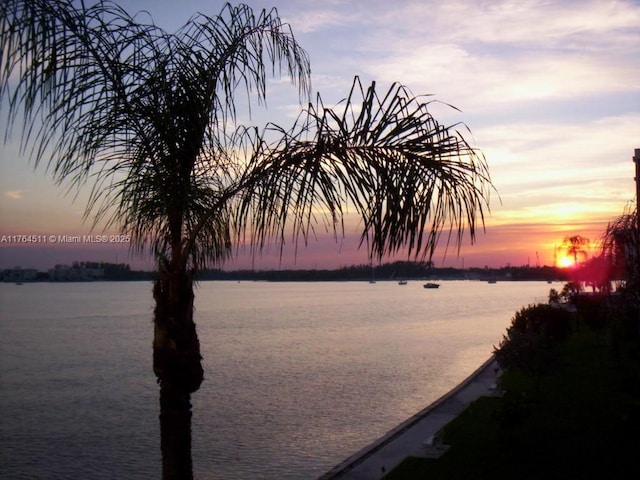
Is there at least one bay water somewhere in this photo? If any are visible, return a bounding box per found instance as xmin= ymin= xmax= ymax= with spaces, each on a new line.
xmin=0 ymin=280 xmax=552 ymax=479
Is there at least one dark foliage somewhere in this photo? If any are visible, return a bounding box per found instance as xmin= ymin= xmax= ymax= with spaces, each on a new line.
xmin=509 ymin=303 xmax=573 ymax=342
xmin=574 ymin=294 xmax=608 ymax=338
xmin=494 ymin=304 xmax=574 ymax=378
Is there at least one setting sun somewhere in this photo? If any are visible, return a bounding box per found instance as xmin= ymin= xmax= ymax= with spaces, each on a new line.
xmin=554 ymin=234 xmax=591 ymax=269
xmin=557 ymin=255 xmax=575 ymax=268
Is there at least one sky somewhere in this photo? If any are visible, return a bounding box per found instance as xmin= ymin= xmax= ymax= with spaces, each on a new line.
xmin=1 ymin=0 xmax=638 ymax=271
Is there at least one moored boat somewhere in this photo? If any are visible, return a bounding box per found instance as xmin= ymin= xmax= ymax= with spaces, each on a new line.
xmin=423 ymin=282 xmax=440 ymax=289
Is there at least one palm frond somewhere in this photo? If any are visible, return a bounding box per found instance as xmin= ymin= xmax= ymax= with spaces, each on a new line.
xmin=236 ymin=77 xmax=494 ymax=262
xmin=601 ymin=203 xmax=639 ymax=278
xmin=2 ymin=2 xmax=491 ymax=271
xmin=1 ymin=0 xmax=311 ymax=271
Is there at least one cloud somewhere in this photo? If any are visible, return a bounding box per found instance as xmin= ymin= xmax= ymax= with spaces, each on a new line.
xmin=475 ymin=113 xmax=639 ymax=225
xmin=355 ymin=0 xmax=640 ymax=51
xmin=297 ymin=0 xmax=639 ymax=108
xmin=476 ymin=113 xmax=639 ymax=173
xmin=363 ymin=42 xmax=637 ymax=108
xmin=4 ymin=190 xmax=24 ymax=200
xmin=418 ymin=0 xmax=640 ymax=47
xmin=285 ymin=7 xmax=354 ymax=34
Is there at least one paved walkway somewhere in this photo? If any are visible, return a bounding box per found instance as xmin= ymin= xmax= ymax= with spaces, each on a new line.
xmin=317 ymin=357 xmax=502 ymax=480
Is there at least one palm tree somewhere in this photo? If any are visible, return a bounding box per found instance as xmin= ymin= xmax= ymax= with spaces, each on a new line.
xmin=601 ymin=204 xmax=639 ymax=302
xmin=563 ymin=235 xmax=590 ymax=267
xmin=1 ymin=0 xmax=493 ymax=432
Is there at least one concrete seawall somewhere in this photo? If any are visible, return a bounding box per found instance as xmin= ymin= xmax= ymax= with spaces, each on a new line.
xmin=317 ymin=356 xmax=501 ymax=480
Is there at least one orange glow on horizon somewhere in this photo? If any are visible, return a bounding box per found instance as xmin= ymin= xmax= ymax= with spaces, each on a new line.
xmin=0 ymin=216 xmax=613 ymax=271
xmin=557 ymin=255 xmax=575 ymax=269
xmin=553 ymin=233 xmax=595 ymax=270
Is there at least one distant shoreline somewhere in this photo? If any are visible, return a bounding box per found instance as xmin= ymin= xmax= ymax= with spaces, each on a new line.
xmin=2 ymin=261 xmax=571 ymax=283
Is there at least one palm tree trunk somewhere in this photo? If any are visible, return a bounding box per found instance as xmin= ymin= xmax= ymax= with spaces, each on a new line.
xmin=152 ymin=267 xmax=203 ymax=406
xmin=152 ymin=266 xmax=203 ymax=479
xmin=160 ymin=407 xmax=194 ymax=480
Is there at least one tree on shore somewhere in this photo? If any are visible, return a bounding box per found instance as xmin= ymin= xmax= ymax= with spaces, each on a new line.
xmin=494 ymin=304 xmax=573 ymax=394
xmin=1 ymin=1 xmax=493 ymax=474
xmin=563 ymin=235 xmax=590 ymax=267
xmin=600 ymin=203 xmax=640 ymax=336
xmin=601 ymin=205 xmax=639 ymax=290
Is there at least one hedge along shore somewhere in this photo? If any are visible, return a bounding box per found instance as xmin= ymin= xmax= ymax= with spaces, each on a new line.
xmin=317 ymin=356 xmax=502 ymax=480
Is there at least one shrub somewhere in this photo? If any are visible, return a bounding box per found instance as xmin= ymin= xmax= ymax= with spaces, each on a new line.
xmin=509 ymin=304 xmax=573 ymax=343
xmin=494 ymin=304 xmax=574 ymax=384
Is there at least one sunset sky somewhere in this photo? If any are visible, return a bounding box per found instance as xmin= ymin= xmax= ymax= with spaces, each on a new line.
xmin=1 ymin=0 xmax=638 ymax=271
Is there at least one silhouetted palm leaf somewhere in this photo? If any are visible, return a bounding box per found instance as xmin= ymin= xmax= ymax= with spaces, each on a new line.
xmin=601 ymin=204 xmax=639 ymax=289
xmin=1 ymin=0 xmax=311 ymax=270
xmin=235 ymin=78 xmax=492 ymax=263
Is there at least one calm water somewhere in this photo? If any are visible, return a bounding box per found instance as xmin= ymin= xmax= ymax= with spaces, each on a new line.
xmin=0 ymin=280 xmax=551 ymax=479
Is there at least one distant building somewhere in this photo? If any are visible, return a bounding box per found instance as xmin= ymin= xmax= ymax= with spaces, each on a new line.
xmin=0 ymin=266 xmax=38 ymax=283
xmin=48 ymin=264 xmax=104 ymax=281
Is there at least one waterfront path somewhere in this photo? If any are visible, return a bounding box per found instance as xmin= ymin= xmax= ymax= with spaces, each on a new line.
xmin=317 ymin=357 xmax=501 ymax=480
